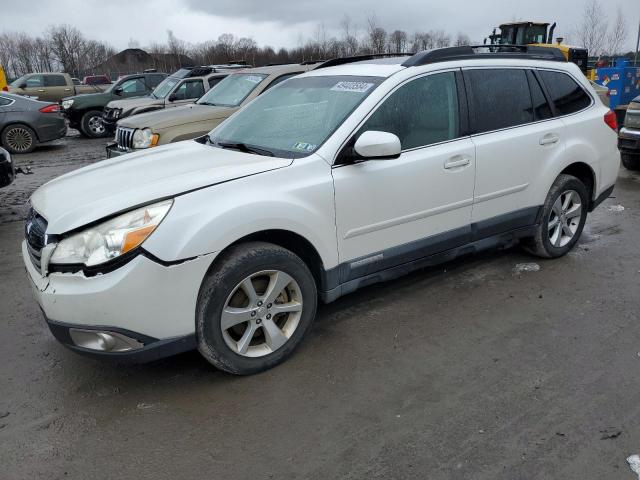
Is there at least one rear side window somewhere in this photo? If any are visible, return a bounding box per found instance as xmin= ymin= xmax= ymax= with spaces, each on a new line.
xmin=263 ymin=73 xmax=301 ymax=92
xmin=208 ymin=76 xmax=224 ymax=88
xmin=466 ymin=69 xmax=533 ymax=133
xmin=359 ymin=71 xmax=460 ymax=150
xmin=538 ymin=70 xmax=591 ymax=115
xmin=44 ymin=75 xmax=67 ymax=87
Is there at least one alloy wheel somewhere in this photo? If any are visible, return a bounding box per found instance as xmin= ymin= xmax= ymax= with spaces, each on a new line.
xmin=5 ymin=127 xmax=33 ymax=152
xmin=548 ymin=189 xmax=582 ymax=248
xmin=221 ymin=270 xmax=303 ymax=357
xmin=88 ymin=115 xmax=105 ymax=135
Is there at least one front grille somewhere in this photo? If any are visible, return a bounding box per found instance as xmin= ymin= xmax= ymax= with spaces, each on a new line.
xmin=116 ymin=127 xmax=135 ymax=150
xmin=619 ymin=137 xmax=638 ymax=149
xmin=25 ymin=208 xmax=47 ymax=271
xmin=103 ymin=107 xmax=121 ymax=121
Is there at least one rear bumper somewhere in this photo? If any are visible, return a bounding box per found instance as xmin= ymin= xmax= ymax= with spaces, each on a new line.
xmin=36 ymin=116 xmax=67 ymax=143
xmin=618 ymin=128 xmax=640 ymax=154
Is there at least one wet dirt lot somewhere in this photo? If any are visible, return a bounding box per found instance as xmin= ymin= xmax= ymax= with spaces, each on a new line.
xmin=1 ymin=135 xmax=640 ymax=480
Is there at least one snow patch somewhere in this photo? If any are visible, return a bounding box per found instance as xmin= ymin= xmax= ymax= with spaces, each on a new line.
xmin=627 ymin=455 xmax=640 ymax=479
xmin=608 ymin=204 xmax=625 ymax=212
xmin=514 ymin=263 xmax=541 ymax=274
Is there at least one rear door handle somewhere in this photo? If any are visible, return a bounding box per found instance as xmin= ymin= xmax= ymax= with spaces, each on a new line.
xmin=444 ymin=155 xmax=470 ymax=169
xmin=539 ymin=133 xmax=560 ymax=145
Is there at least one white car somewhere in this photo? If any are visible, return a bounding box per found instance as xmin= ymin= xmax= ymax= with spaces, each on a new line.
xmin=23 ymin=46 xmax=620 ymax=375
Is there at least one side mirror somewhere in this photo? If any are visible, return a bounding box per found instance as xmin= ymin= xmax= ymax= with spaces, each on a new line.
xmin=354 ymin=131 xmax=401 ymax=159
xmin=168 ymin=93 xmax=179 ymax=102
xmin=18 ymin=82 xmax=27 ymax=89
xmin=114 ymin=87 xmax=123 ymax=95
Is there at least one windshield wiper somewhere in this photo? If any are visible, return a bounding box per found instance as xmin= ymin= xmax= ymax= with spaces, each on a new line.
xmin=217 ymin=141 xmax=274 ymax=157
xmin=199 ymin=101 xmax=221 ymax=106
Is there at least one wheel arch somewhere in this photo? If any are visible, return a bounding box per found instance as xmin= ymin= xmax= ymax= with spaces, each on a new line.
xmin=1 ymin=121 xmax=40 ymax=143
xmin=558 ymin=162 xmax=596 ymax=205
xmin=225 ymin=229 xmax=329 ymax=291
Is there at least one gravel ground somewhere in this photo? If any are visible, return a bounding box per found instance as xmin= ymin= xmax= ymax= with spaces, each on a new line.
xmin=1 ymin=136 xmax=640 ymax=480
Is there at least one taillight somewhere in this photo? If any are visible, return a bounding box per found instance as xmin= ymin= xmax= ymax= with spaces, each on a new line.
xmin=39 ymin=104 xmax=60 ymax=113
xmin=1 ymin=86 xmax=7 ymax=92
xmin=604 ymin=110 xmax=617 ymax=131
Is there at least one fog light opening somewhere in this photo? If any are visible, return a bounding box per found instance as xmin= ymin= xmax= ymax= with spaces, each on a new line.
xmin=69 ymin=329 xmax=144 ymax=352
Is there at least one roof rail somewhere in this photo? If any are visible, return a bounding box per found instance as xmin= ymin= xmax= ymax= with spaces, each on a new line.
xmin=315 ymin=53 xmax=413 ymax=69
xmin=402 ymin=45 xmax=566 ymax=67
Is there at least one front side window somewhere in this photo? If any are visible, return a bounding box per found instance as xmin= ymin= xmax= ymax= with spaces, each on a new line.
xmin=172 ymin=79 xmax=204 ymax=100
xmin=208 ymin=76 xmax=225 ymax=89
xmin=466 ymin=69 xmax=533 ymax=133
xmin=538 ymin=70 xmax=591 ymax=115
xmin=44 ymin=75 xmax=66 ymax=87
xmin=210 ymin=75 xmax=383 ymax=158
xmin=358 ymin=72 xmax=460 ymax=150
xmin=120 ymin=78 xmax=146 ymax=93
xmin=17 ymin=75 xmax=44 ymax=88
xmin=197 ymin=73 xmax=268 ymax=107
xmin=152 ymin=77 xmax=180 ymax=99
xmin=263 ymin=73 xmax=302 ymax=92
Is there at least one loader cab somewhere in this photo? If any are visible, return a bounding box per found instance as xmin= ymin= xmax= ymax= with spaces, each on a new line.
xmin=498 ymin=22 xmax=550 ymax=45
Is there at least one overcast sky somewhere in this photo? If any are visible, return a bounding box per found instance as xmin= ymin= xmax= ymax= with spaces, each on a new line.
xmin=2 ymin=0 xmax=638 ymax=51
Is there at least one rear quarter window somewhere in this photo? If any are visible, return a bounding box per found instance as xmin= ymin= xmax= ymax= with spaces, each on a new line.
xmin=538 ymin=70 xmax=591 ymax=115
xmin=44 ymin=75 xmax=67 ymax=87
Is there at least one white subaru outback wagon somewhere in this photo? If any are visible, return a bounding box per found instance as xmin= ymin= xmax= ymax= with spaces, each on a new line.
xmin=23 ymin=46 xmax=619 ymax=375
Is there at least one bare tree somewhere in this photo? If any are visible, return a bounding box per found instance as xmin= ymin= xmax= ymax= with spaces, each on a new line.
xmin=455 ymin=33 xmax=471 ymax=46
xmin=575 ymin=0 xmax=608 ymax=56
xmin=340 ymin=15 xmax=359 ymax=56
xmin=366 ymin=14 xmax=387 ymax=54
xmin=605 ymin=7 xmax=627 ymax=55
xmin=389 ymin=30 xmax=408 ymax=53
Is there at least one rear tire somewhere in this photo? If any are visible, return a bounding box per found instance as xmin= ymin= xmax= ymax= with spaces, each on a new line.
xmin=1 ymin=124 xmax=36 ymax=154
xmin=80 ymin=110 xmax=108 ymax=138
xmin=621 ymin=153 xmax=640 ymax=171
xmin=196 ymin=242 xmax=317 ymax=375
xmin=521 ymin=174 xmax=588 ymax=258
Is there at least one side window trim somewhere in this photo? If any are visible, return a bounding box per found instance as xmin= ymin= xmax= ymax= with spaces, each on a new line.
xmin=530 ymin=69 xmax=558 ymax=117
xmin=334 ymin=68 xmax=467 ymax=166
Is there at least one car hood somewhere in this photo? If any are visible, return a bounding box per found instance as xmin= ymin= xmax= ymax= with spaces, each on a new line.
xmin=31 ymin=140 xmax=292 ymax=234
xmin=107 ymin=96 xmax=158 ymax=111
xmin=63 ymin=91 xmax=108 ymax=103
xmin=118 ymin=103 xmax=234 ymax=130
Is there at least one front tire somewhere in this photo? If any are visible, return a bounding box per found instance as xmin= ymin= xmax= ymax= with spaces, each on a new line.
xmin=522 ymin=174 xmax=588 ymax=258
xmin=621 ymin=153 xmax=640 ymax=171
xmin=196 ymin=242 xmax=317 ymax=375
xmin=80 ymin=110 xmax=108 ymax=138
xmin=1 ymin=124 xmax=36 ymax=154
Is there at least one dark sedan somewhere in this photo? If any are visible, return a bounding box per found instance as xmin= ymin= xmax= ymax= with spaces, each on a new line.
xmin=0 ymin=93 xmax=67 ymax=154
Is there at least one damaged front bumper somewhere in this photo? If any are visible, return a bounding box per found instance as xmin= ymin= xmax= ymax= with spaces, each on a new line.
xmin=22 ymin=241 xmax=217 ymax=362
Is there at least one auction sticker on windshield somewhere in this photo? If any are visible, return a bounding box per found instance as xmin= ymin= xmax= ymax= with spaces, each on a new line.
xmin=245 ymin=76 xmax=264 ymax=84
xmin=331 ymin=81 xmax=374 ymax=93
xmin=292 ymin=142 xmax=317 ymax=152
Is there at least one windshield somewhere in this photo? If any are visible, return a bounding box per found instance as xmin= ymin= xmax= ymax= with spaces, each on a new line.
xmin=197 ymin=73 xmax=267 ymax=107
xmin=209 ymin=75 xmax=384 ymax=158
xmin=152 ymin=77 xmax=180 ymax=99
xmin=10 ymin=75 xmax=28 ymax=87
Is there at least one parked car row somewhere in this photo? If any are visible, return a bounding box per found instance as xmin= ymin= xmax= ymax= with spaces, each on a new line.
xmin=8 ymin=73 xmax=110 ymax=102
xmin=22 ymin=46 xmax=620 ymax=374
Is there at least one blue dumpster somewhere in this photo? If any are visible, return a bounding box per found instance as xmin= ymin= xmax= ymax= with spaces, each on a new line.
xmin=595 ymin=58 xmax=640 ymax=109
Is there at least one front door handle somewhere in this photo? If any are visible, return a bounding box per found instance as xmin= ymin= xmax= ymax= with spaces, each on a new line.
xmin=64 ymin=88 xmax=72 ymax=91
xmin=444 ymin=155 xmax=470 ymax=169
xmin=36 ymin=89 xmax=45 ymax=92
xmin=539 ymin=133 xmax=560 ymax=146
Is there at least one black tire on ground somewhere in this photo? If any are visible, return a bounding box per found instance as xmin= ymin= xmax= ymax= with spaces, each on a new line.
xmin=196 ymin=241 xmax=318 ymax=375
xmin=1 ymin=124 xmax=36 ymax=154
xmin=521 ymin=174 xmax=589 ymax=259
xmin=80 ymin=110 xmax=108 ymax=138
xmin=621 ymin=153 xmax=640 ymax=171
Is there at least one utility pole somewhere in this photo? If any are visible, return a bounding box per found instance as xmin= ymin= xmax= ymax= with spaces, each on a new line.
xmin=636 ymin=17 xmax=640 ymax=66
